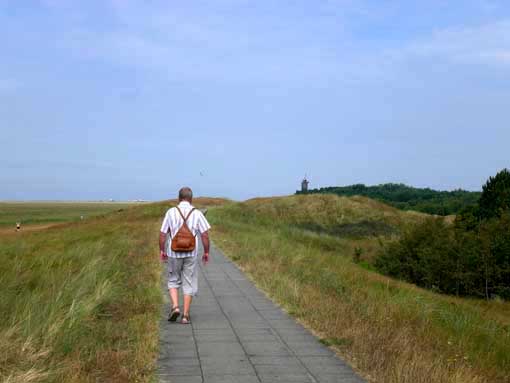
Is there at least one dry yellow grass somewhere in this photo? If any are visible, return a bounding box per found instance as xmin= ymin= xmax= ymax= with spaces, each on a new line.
xmin=243 ymin=194 xmax=428 ymax=226
xmin=209 ymin=194 xmax=510 ymax=383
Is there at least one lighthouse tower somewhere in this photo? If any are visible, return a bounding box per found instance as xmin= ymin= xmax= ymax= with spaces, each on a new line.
xmin=301 ymin=176 xmax=309 ymax=193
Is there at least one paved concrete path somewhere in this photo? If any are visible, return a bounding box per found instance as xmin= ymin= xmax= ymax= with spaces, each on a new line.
xmin=157 ymin=245 xmax=366 ymax=383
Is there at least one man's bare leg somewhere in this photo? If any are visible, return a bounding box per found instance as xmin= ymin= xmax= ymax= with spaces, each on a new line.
xmin=169 ymin=288 xmax=179 ymax=309
xmin=183 ymin=294 xmax=192 ymax=316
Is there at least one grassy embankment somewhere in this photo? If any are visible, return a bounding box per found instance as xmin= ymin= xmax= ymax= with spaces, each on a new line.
xmin=209 ymin=194 xmax=510 ymax=383
xmin=0 ymin=198 xmax=225 ymax=382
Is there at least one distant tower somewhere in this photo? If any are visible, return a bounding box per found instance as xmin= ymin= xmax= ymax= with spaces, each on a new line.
xmin=301 ymin=176 xmax=309 ymax=193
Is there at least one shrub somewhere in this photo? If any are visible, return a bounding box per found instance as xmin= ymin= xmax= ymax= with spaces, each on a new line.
xmin=376 ymin=213 xmax=510 ymax=299
xmin=375 ymin=218 xmax=458 ymax=293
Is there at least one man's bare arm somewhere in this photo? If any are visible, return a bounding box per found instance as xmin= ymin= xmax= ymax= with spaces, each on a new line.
xmin=159 ymin=231 xmax=168 ymax=253
xmin=201 ymin=231 xmax=210 ymax=262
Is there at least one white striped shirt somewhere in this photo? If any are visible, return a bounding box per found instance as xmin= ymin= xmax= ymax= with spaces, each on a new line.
xmin=160 ymin=201 xmax=211 ymax=258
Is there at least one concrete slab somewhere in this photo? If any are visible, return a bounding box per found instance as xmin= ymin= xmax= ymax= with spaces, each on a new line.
xmin=158 ymin=375 xmax=203 ymax=383
xmin=273 ymin=328 xmax=317 ymax=342
xmin=200 ymin=357 xmax=256 ymax=376
xmin=299 ymin=356 xmax=348 ymax=369
xmin=159 ymin=343 xmax=198 ymax=359
xmin=203 ymin=375 xmax=259 ymax=383
xmin=157 ymin=357 xmax=201 ymax=376
xmin=315 ymin=375 xmax=366 ymax=383
xmin=197 ymin=341 xmax=246 ymax=357
xmin=244 ymin=341 xmax=291 ymax=357
xmin=249 ymin=356 xmax=304 ymax=367
xmin=258 ymin=309 xmax=292 ymax=320
xmin=254 ymin=363 xmax=308 ymax=376
xmin=195 ymin=333 xmax=238 ymax=344
xmin=258 ymin=373 xmax=315 ymax=383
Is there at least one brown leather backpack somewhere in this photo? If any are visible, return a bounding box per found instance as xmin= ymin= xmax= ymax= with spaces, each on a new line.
xmin=171 ymin=207 xmax=196 ymax=252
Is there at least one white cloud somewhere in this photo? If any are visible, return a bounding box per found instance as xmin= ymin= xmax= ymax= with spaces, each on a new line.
xmin=44 ymin=2 xmax=510 ymax=89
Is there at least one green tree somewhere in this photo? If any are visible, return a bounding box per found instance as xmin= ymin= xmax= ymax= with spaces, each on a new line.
xmin=454 ymin=205 xmax=480 ymax=232
xmin=484 ymin=212 xmax=510 ymax=299
xmin=479 ymin=168 xmax=510 ymax=220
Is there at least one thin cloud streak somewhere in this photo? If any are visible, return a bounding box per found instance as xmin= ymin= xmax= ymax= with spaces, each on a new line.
xmin=400 ymin=20 xmax=510 ymax=65
xmin=59 ymin=9 xmax=510 ymax=89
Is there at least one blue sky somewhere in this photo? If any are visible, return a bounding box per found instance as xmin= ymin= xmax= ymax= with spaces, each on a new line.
xmin=1 ymin=0 xmax=509 ymax=201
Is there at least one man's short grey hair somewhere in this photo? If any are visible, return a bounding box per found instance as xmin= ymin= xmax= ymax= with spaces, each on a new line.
xmin=179 ymin=187 xmax=193 ymax=201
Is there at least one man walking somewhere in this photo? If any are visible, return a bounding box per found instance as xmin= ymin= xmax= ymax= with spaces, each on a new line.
xmin=159 ymin=187 xmax=211 ymax=324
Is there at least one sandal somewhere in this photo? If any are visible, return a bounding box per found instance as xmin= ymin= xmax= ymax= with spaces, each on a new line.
xmin=168 ymin=306 xmax=180 ymax=322
xmin=181 ymin=314 xmax=191 ymax=325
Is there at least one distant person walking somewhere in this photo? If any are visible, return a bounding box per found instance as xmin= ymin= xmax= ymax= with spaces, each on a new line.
xmin=159 ymin=187 xmax=211 ymax=324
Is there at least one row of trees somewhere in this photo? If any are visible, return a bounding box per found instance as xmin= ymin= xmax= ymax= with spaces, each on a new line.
xmin=375 ymin=169 xmax=510 ymax=300
xmin=297 ymin=183 xmax=480 ymax=215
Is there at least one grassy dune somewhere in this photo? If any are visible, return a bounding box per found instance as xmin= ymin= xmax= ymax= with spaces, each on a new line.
xmin=0 ymin=198 xmax=225 ymax=382
xmin=209 ymin=194 xmax=510 ymax=383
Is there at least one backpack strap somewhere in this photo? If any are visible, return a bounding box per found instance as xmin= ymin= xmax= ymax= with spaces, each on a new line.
xmin=176 ymin=207 xmax=196 ymax=224
xmin=185 ymin=208 xmax=196 ymax=221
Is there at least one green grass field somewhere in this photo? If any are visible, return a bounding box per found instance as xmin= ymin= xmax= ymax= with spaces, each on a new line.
xmin=208 ymin=195 xmax=510 ymax=383
xmin=0 ymin=201 xmax=137 ymax=227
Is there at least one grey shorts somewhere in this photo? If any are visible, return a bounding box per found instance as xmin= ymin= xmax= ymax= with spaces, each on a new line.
xmin=167 ymin=256 xmax=198 ymax=296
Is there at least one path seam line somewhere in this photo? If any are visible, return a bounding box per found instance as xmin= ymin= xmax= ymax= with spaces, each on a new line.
xmin=199 ymin=246 xmax=263 ymax=383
